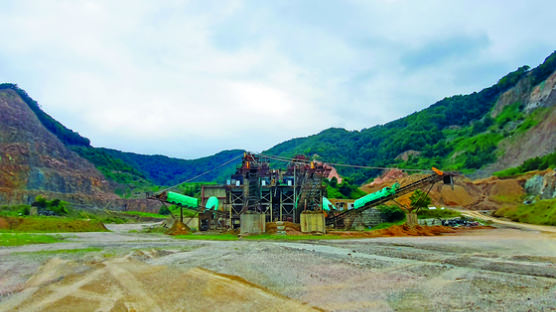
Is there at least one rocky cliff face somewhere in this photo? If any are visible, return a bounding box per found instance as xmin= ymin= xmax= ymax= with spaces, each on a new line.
xmin=525 ymin=169 xmax=556 ymax=199
xmin=480 ymin=71 xmax=556 ymax=175
xmin=0 ymin=89 xmax=119 ymax=206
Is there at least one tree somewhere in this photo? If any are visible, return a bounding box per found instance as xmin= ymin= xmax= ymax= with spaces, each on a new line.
xmin=31 ymin=196 xmax=69 ymax=215
xmin=404 ymin=189 xmax=432 ymax=227
xmin=159 ymin=205 xmax=171 ymax=215
xmin=410 ymin=189 xmax=432 ymax=212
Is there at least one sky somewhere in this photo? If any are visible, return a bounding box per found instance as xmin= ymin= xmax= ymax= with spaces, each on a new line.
xmin=1 ymin=0 xmax=554 ymax=159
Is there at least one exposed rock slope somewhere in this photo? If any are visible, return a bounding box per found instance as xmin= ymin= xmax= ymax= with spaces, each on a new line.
xmin=0 ymin=89 xmax=118 ymax=205
xmin=479 ymin=70 xmax=556 ymax=175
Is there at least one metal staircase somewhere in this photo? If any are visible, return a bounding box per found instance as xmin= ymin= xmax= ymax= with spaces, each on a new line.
xmin=245 ymin=174 xmax=260 ymax=212
xmin=297 ymin=173 xmax=323 ymax=211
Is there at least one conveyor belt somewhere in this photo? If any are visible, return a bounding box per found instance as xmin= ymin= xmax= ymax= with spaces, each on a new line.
xmin=325 ymin=173 xmax=443 ymax=226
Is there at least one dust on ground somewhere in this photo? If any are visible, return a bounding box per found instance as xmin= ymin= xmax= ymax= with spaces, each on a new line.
xmin=1 ymin=224 xmax=556 ymax=311
xmin=0 ymin=254 xmax=321 ymax=312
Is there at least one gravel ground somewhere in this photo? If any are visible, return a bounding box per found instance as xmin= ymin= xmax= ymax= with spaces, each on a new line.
xmin=1 ymin=224 xmax=555 ymax=311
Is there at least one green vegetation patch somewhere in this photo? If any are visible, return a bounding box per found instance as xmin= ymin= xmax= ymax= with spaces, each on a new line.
xmin=494 ymin=198 xmax=556 ymax=226
xmin=0 ymin=216 xmax=108 ymax=232
xmin=325 ymin=177 xmax=366 ymax=199
xmin=167 ymin=205 xmax=199 ymax=218
xmin=70 ymin=146 xmax=154 ymax=198
xmin=31 ymin=196 xmax=70 ymax=215
xmin=495 ymin=102 xmax=522 ymax=128
xmin=0 ymin=204 xmax=31 ymax=217
xmin=494 ymin=149 xmax=556 ymax=178
xmin=377 ymin=205 xmax=406 ymax=223
xmin=0 ymin=233 xmax=64 ymax=246
xmin=449 ymin=131 xmax=504 ymax=170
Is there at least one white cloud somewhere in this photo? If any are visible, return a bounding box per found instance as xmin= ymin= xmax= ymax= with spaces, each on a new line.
xmin=0 ymin=0 xmax=554 ymax=158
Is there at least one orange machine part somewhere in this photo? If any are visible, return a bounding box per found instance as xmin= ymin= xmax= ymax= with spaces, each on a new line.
xmin=432 ymin=167 xmax=443 ymax=176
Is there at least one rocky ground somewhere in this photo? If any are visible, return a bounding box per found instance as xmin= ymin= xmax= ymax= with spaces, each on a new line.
xmin=1 ymin=223 xmax=555 ymax=311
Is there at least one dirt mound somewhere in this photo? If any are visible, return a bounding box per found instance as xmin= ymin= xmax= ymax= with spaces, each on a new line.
xmin=329 ymin=225 xmax=457 ymax=238
xmin=439 ymin=185 xmax=476 ymax=206
xmin=373 ymin=225 xmax=456 ymax=237
xmin=361 ymin=169 xmax=416 ymax=193
xmin=370 ymin=169 xmax=408 ymax=187
xmin=0 ymin=217 xmax=8 ymax=230
xmin=266 ymin=222 xmax=302 ymax=235
xmin=477 ymin=178 xmax=524 ymax=198
xmin=0 ymin=256 xmax=321 ymax=312
xmin=166 ymin=220 xmax=191 ymax=235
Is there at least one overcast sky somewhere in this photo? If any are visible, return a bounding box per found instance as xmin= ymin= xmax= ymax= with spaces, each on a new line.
xmin=1 ymin=0 xmax=554 ymax=159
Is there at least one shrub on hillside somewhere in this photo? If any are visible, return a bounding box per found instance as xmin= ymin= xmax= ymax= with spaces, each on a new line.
xmin=159 ymin=206 xmax=171 ymax=215
xmin=494 ymin=149 xmax=556 ymax=178
xmin=377 ymin=205 xmax=405 ymax=222
xmin=32 ymin=196 xmax=70 ymax=216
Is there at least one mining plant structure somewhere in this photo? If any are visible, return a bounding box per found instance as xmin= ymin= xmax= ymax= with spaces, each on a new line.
xmin=224 ymin=153 xmax=331 ymax=226
xmin=149 ymin=152 xmax=454 ymax=231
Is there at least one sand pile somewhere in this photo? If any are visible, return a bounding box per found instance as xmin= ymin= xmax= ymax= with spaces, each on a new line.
xmin=439 ymin=184 xmax=476 ymax=206
xmin=166 ymin=220 xmax=191 ymax=235
xmin=480 ymin=178 xmax=524 ymax=198
xmin=266 ymin=222 xmax=303 ymax=235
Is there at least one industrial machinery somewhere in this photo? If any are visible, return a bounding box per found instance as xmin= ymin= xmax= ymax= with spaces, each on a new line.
xmin=149 ymin=191 xmax=223 ymax=231
xmin=148 ymin=151 xmax=454 ymax=231
xmin=325 ymin=168 xmax=454 ymax=228
xmin=225 ymin=153 xmax=330 ymax=227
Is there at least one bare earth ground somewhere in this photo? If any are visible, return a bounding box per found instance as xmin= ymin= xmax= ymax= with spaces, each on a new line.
xmin=1 ymin=223 xmax=555 ymax=312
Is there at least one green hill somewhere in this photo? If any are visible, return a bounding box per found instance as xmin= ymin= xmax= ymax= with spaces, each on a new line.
xmin=265 ymin=51 xmax=556 ymax=183
xmin=73 ymin=147 xmax=244 ymax=186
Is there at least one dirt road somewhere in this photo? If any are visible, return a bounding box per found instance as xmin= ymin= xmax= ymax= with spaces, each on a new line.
xmin=461 ymin=210 xmax=556 ymax=234
xmin=1 ymin=225 xmax=555 ymax=311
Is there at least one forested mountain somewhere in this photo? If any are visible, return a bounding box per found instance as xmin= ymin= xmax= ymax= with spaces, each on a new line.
xmin=0 ymin=83 xmax=244 ymax=193
xmin=265 ymin=51 xmax=556 ymax=183
xmin=72 ymin=146 xmax=244 ymax=186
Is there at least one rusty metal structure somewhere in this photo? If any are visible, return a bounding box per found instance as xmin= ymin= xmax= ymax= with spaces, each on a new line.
xmin=204 ymin=153 xmax=330 ymax=228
